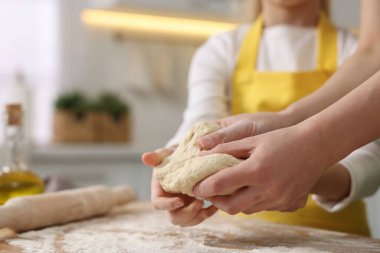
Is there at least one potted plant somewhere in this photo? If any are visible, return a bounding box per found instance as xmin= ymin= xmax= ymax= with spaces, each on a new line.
xmin=91 ymin=93 xmax=131 ymax=142
xmin=53 ymin=92 xmax=95 ymax=143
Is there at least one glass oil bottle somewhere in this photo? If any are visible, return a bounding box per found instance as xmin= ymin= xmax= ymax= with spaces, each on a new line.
xmin=0 ymin=104 xmax=44 ymax=205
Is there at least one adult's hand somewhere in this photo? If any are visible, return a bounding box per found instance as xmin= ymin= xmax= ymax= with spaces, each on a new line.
xmin=142 ymin=148 xmax=218 ymax=226
xmin=193 ymin=124 xmax=330 ymax=215
xmin=198 ymin=111 xmax=292 ymax=150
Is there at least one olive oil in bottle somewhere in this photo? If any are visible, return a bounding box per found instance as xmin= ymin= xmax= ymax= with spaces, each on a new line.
xmin=0 ymin=104 xmax=44 ymax=205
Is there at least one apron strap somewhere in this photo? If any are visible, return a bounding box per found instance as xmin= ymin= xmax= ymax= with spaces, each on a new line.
xmin=317 ymin=12 xmax=338 ymax=71
xmin=233 ymin=15 xmax=263 ymax=82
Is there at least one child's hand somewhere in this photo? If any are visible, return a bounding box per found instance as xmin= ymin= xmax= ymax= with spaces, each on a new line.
xmin=151 ymin=172 xmax=218 ymax=227
xmin=142 ymin=147 xmax=174 ymax=167
xmin=142 ymin=148 xmax=218 ymax=227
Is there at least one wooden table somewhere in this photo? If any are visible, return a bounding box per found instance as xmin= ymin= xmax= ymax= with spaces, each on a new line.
xmin=1 ymin=202 xmax=380 ymax=253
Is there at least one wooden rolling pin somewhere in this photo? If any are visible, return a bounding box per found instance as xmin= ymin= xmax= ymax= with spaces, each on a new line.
xmin=0 ymin=185 xmax=135 ymax=233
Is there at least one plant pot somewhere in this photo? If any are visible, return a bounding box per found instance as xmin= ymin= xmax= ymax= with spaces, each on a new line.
xmin=53 ymin=111 xmax=95 ymax=143
xmin=94 ymin=112 xmax=130 ymax=143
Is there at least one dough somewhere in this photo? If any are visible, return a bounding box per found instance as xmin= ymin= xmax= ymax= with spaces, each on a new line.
xmin=155 ymin=121 xmax=241 ymax=196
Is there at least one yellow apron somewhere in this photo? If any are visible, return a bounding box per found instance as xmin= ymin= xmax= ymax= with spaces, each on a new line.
xmin=231 ymin=13 xmax=370 ymax=236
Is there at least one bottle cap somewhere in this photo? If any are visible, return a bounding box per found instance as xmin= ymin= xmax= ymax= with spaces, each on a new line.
xmin=6 ymin=104 xmax=22 ymax=126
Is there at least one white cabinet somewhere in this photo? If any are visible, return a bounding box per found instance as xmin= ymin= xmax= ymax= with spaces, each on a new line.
xmin=30 ymin=144 xmax=152 ymax=200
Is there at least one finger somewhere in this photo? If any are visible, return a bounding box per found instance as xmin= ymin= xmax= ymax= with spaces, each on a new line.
xmin=198 ymin=120 xmax=257 ymax=150
xmin=151 ymin=173 xmax=167 ymax=199
xmin=193 ymin=160 xmax=255 ymax=198
xmin=168 ymin=200 xmax=204 ymax=226
xmin=206 ymin=187 xmax=261 ymax=215
xmin=151 ymin=174 xmax=185 ymax=211
xmin=242 ymin=200 xmax=275 ymax=214
xmin=142 ymin=148 xmax=174 ymax=167
xmin=152 ymin=196 xmax=185 ymax=211
xmin=278 ymin=195 xmax=308 ymax=212
xmin=181 ymin=205 xmax=218 ymax=227
xmin=216 ymin=115 xmax=243 ymax=128
xmin=142 ymin=152 xmax=159 ymax=167
xmin=242 ymin=194 xmax=306 ymax=213
xmin=242 ymin=196 xmax=297 ymax=214
xmin=199 ymin=137 xmax=254 ymax=158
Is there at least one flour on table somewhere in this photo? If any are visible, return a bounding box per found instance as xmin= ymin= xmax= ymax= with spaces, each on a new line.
xmin=7 ymin=203 xmax=334 ymax=253
xmin=155 ymin=121 xmax=241 ymax=196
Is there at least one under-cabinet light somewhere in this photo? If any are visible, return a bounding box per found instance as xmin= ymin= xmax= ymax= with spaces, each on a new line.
xmin=81 ymin=9 xmax=237 ymax=40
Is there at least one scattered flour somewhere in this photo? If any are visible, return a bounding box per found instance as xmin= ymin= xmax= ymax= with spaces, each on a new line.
xmin=6 ymin=202 xmax=380 ymax=253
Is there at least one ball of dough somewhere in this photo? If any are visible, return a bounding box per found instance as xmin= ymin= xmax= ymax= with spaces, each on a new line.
xmin=155 ymin=121 xmax=241 ymax=196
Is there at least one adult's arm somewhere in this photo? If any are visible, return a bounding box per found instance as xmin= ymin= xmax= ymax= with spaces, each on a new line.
xmin=198 ymin=0 xmax=380 ymax=150
xmin=303 ymin=69 xmax=380 ymax=174
xmin=284 ymin=0 xmax=380 ymax=125
xmin=193 ymin=0 xmax=380 ymax=215
xmin=193 ymin=70 xmax=380 ymax=214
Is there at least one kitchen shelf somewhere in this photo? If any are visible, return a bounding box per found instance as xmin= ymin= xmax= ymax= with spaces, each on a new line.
xmin=30 ymin=143 xmax=152 ymax=164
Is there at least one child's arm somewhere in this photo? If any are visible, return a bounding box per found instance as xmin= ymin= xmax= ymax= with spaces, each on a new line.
xmin=311 ymin=140 xmax=380 ymax=212
xmin=166 ymin=31 xmax=233 ymax=147
xmin=310 ymin=163 xmax=351 ymax=203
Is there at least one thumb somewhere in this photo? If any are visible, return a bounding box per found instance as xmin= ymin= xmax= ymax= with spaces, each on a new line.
xmin=142 ymin=148 xmax=175 ymax=167
xmin=198 ymin=120 xmax=257 ymax=150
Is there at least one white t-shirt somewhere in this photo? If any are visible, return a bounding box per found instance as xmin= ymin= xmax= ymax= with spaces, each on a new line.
xmin=167 ymin=23 xmax=380 ymax=212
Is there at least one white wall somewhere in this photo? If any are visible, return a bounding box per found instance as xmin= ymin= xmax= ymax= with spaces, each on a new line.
xmin=0 ymin=0 xmax=60 ymax=144
xmin=330 ymin=0 xmax=360 ymax=29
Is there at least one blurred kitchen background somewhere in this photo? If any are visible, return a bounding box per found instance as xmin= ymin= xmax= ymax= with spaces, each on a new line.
xmin=1 ymin=0 xmax=379 ymax=237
